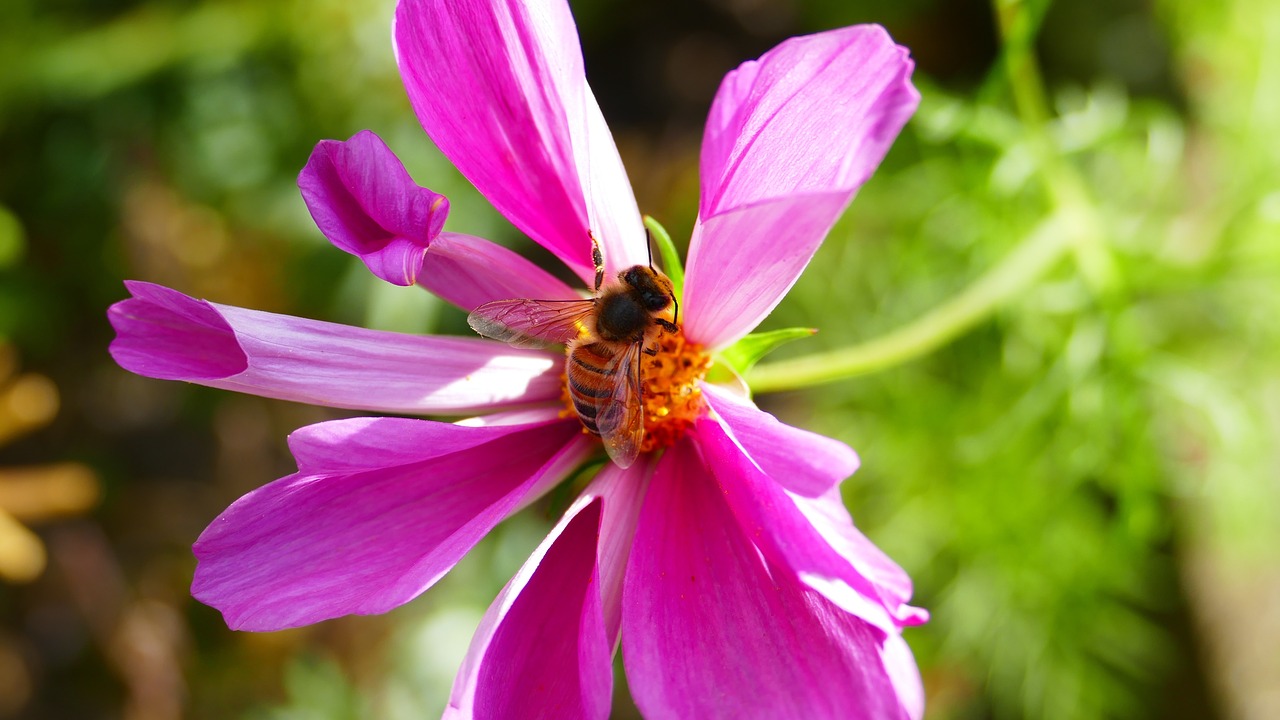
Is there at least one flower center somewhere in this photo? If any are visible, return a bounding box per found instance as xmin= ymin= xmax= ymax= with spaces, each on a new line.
xmin=636 ymin=327 xmax=712 ymax=453
xmin=560 ymin=324 xmax=712 ymax=454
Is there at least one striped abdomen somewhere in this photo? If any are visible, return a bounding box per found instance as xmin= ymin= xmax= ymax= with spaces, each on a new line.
xmin=566 ymin=341 xmax=626 ymax=435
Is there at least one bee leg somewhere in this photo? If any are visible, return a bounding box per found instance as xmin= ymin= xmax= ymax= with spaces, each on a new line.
xmin=635 ymin=345 xmax=645 ymax=404
xmin=655 ymin=318 xmax=679 ymax=334
xmin=643 ymin=346 xmax=658 ymax=357
xmin=590 ymin=230 xmax=605 ymax=293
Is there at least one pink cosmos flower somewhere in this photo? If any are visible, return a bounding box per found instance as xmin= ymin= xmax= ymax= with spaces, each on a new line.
xmin=108 ymin=0 xmax=926 ymax=717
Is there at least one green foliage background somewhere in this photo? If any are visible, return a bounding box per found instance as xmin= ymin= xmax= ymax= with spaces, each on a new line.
xmin=1 ymin=0 xmax=1277 ymax=718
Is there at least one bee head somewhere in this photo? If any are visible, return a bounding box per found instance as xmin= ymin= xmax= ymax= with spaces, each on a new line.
xmin=622 ymin=265 xmax=674 ymax=311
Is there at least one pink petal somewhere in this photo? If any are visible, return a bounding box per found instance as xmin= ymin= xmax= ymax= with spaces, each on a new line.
xmin=698 ymin=26 xmax=918 ymax=218
xmin=192 ymin=415 xmax=591 ymax=630
xmin=682 ymin=192 xmax=850 ymax=349
xmin=691 ymin=416 xmax=927 ymax=635
xmin=791 ymin=487 xmax=928 ymax=628
xmin=882 ymin=633 xmax=926 ymax=720
xmin=456 ymin=407 xmax=577 ymax=429
xmin=393 ymin=0 xmax=645 ymax=282
xmin=106 ymin=282 xmax=247 ymax=381
xmin=580 ymin=459 xmax=652 ymax=638
xmin=446 ymin=459 xmax=652 ymax=720
xmin=622 ymin=438 xmax=911 ymax=720
xmin=299 ymin=130 xmax=448 ymax=287
xmin=446 ymin=499 xmax=611 ymax=720
xmin=575 ymin=90 xmax=649 ymax=276
xmin=419 ymin=232 xmax=582 ymax=312
xmin=683 ymin=26 xmax=919 ymax=349
xmin=108 ymin=281 xmax=563 ymax=414
xmin=702 ymin=382 xmax=858 ymax=497
xmin=283 ymin=407 xmax=558 ymax=471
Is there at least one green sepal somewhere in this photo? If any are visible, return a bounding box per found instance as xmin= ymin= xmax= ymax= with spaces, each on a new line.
xmin=643 ymin=215 xmax=684 ymax=299
xmin=720 ymin=327 xmax=819 ymax=375
xmin=704 ymin=360 xmax=745 ymax=386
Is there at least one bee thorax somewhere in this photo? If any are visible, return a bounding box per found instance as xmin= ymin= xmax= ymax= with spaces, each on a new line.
xmin=595 ymin=292 xmax=652 ymax=342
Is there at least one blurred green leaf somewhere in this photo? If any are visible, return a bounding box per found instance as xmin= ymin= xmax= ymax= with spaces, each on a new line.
xmin=0 ymin=205 xmax=23 ymax=267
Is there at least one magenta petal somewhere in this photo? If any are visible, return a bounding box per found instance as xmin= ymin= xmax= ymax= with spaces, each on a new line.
xmin=692 ymin=416 xmax=926 ymax=634
xmin=575 ymin=90 xmax=649 ymax=275
xmin=192 ymin=416 xmax=591 ymax=630
xmin=299 ymin=130 xmax=448 ymax=286
xmin=449 ymin=461 xmax=651 ymax=720
xmin=622 ymin=438 xmax=910 ymax=720
xmin=447 ymin=498 xmax=610 ymax=720
xmin=683 ymin=193 xmax=848 ymax=349
xmin=106 ymin=281 xmax=246 ymax=380
xmin=699 ymin=26 xmax=917 ymax=218
xmin=394 ymin=0 xmax=645 ymax=281
xmin=419 ymin=232 xmax=582 ymax=312
xmin=702 ymin=383 xmax=858 ymax=497
xmin=683 ymin=26 xmax=919 ymax=349
xmin=792 ymin=488 xmax=928 ymax=628
xmin=580 ymin=461 xmax=651 ymax=638
xmin=883 ymin=633 xmax=926 ymax=720
xmin=108 ymin=281 xmax=562 ymax=414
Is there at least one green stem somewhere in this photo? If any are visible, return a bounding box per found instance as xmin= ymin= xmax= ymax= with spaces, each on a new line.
xmin=998 ymin=0 xmax=1120 ymax=294
xmin=996 ymin=0 xmax=1052 ymax=129
xmin=748 ymin=210 xmax=1078 ymax=392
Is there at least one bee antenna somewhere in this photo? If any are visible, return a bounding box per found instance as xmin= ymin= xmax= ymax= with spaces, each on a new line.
xmin=672 ymin=296 xmax=680 ymax=326
xmin=645 ymin=225 xmax=656 ymax=271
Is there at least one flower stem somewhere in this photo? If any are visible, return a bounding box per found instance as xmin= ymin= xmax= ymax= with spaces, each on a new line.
xmin=748 ymin=0 xmax=1117 ymax=393
xmin=747 ymin=210 xmax=1078 ymax=392
xmin=995 ymin=0 xmax=1120 ymax=295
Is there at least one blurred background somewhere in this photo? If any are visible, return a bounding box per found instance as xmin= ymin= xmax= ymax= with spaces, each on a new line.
xmin=1 ymin=0 xmax=1277 ymax=717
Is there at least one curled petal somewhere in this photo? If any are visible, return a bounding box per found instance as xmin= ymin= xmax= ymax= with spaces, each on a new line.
xmin=447 ymin=498 xmax=611 ymax=720
xmin=108 ymin=282 xmax=562 ymax=414
xmin=691 ymin=416 xmax=927 ymax=635
xmin=623 ymin=438 xmax=912 ymax=720
xmin=702 ymin=382 xmax=858 ymax=497
xmin=192 ymin=415 xmax=591 ymax=630
xmin=394 ymin=0 xmax=645 ymax=281
xmin=299 ymin=130 xmax=448 ymax=286
xmin=107 ymin=282 xmax=247 ymax=381
xmin=420 ymin=232 xmax=583 ymax=312
xmin=684 ymin=26 xmax=919 ymax=348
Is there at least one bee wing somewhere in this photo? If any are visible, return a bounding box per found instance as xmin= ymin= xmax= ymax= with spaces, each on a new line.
xmin=467 ymin=298 xmax=595 ymax=348
xmin=595 ymin=341 xmax=645 ymax=469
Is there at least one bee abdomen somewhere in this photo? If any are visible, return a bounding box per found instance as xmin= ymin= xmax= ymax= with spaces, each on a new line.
xmin=570 ymin=351 xmax=610 ymax=375
xmin=573 ymin=403 xmax=600 ymax=434
xmin=569 ymin=375 xmax=612 ymax=399
xmin=567 ymin=342 xmax=619 ymax=435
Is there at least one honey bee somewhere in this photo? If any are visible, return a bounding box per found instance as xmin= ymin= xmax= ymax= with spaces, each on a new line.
xmin=467 ymin=234 xmax=678 ymax=468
